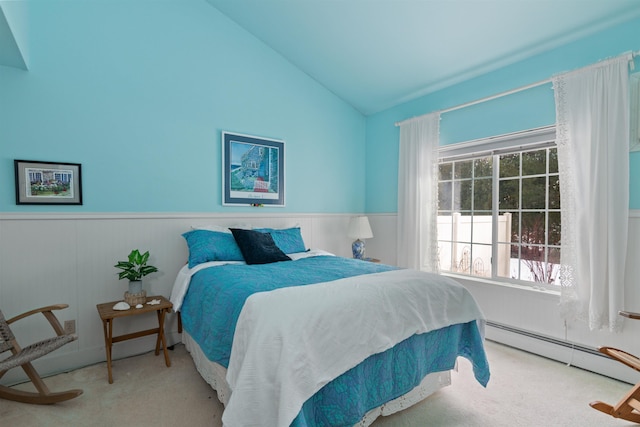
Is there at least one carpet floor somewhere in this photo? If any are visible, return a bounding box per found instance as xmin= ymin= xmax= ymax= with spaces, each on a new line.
xmin=0 ymin=340 xmax=637 ymax=427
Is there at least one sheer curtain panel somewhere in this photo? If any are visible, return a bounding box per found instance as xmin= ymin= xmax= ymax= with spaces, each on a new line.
xmin=397 ymin=113 xmax=440 ymax=271
xmin=631 ymin=72 xmax=640 ymax=151
xmin=553 ymin=54 xmax=631 ymax=332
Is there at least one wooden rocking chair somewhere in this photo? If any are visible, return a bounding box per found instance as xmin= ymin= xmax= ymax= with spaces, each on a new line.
xmin=0 ymin=304 xmax=83 ymax=404
xmin=590 ymin=311 xmax=640 ymax=424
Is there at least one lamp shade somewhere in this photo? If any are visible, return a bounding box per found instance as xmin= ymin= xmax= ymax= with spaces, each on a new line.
xmin=347 ymin=216 xmax=373 ymax=240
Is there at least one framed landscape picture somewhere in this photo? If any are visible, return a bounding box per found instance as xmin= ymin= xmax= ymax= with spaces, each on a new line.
xmin=222 ymin=132 xmax=285 ymax=207
xmin=14 ymin=160 xmax=83 ymax=205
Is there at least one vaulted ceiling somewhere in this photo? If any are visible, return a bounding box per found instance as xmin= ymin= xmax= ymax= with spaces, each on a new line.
xmin=0 ymin=3 xmax=27 ymax=70
xmin=3 ymin=1 xmax=640 ymax=116
xmin=207 ymin=0 xmax=640 ymax=115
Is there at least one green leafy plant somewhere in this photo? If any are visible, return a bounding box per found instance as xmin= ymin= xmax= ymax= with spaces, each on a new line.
xmin=114 ymin=249 xmax=158 ymax=281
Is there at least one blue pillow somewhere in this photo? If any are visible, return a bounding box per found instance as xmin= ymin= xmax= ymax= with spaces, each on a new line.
xmin=254 ymin=227 xmax=306 ymax=254
xmin=182 ymin=230 xmax=244 ymax=268
xmin=230 ymin=228 xmax=291 ymax=265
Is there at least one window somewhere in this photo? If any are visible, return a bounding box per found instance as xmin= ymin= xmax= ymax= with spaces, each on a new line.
xmin=436 ymin=127 xmax=560 ymax=289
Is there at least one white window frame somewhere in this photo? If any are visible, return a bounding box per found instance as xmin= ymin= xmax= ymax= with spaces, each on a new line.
xmin=437 ymin=125 xmax=559 ymax=290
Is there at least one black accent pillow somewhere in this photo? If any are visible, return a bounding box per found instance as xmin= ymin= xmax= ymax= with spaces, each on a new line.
xmin=230 ymin=228 xmax=292 ymax=265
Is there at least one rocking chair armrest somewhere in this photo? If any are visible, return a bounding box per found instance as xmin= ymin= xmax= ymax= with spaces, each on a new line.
xmin=619 ymin=311 xmax=640 ymax=320
xmin=6 ymin=304 xmax=70 ymax=337
xmin=598 ymin=346 xmax=640 ymax=372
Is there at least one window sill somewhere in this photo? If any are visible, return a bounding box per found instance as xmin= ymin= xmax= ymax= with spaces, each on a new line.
xmin=441 ymin=272 xmax=561 ymax=297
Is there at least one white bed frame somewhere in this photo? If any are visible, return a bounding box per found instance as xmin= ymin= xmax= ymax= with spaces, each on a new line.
xmin=183 ymin=331 xmax=452 ymax=426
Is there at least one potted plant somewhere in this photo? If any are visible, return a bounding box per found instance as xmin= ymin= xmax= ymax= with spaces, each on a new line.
xmin=114 ymin=249 xmax=158 ymax=304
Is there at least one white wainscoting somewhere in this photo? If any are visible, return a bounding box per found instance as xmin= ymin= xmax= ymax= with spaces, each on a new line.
xmin=0 ymin=212 xmax=359 ymax=385
xmin=3 ymin=211 xmax=640 ymax=386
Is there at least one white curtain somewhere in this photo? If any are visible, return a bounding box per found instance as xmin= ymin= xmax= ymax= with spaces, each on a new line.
xmin=397 ymin=113 xmax=440 ymax=271
xmin=630 ymin=72 xmax=640 ymax=151
xmin=553 ymin=54 xmax=631 ymax=332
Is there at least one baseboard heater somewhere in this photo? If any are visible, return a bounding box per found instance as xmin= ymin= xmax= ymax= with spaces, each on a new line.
xmin=485 ymin=320 xmax=605 ymax=359
xmin=485 ymin=321 xmax=637 ymax=384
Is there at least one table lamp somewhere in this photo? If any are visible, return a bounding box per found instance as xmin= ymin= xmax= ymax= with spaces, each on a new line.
xmin=347 ymin=216 xmax=373 ymax=260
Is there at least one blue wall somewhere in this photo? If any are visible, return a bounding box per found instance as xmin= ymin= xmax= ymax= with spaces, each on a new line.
xmin=4 ymin=3 xmax=640 ymax=215
xmin=366 ymin=15 xmax=640 ymax=213
xmin=0 ymin=1 xmax=365 ymax=213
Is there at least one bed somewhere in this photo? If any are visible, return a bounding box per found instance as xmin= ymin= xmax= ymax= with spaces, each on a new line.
xmin=170 ymin=226 xmax=490 ymax=427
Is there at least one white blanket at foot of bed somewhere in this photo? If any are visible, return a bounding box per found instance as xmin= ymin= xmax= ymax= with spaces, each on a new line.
xmin=223 ymin=268 xmax=485 ymax=427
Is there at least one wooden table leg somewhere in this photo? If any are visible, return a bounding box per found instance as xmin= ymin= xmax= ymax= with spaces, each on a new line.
xmin=101 ymin=318 xmax=114 ymax=384
xmin=154 ymin=309 xmax=162 ymax=356
xmin=157 ymin=308 xmax=171 ymax=367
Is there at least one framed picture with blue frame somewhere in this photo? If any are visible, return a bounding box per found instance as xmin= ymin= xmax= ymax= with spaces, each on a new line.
xmin=222 ymin=132 xmax=285 ymax=207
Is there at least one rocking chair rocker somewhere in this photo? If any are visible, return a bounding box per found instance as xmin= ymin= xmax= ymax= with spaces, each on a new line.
xmin=0 ymin=304 xmax=83 ymax=404
xmin=590 ymin=311 xmax=640 ymax=424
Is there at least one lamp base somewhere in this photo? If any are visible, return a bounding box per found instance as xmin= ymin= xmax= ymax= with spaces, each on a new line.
xmin=352 ymin=239 xmax=366 ymax=260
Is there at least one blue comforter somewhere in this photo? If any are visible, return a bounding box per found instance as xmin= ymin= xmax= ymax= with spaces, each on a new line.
xmin=181 ymin=256 xmax=396 ymax=367
xmin=180 ymin=256 xmax=490 ymax=427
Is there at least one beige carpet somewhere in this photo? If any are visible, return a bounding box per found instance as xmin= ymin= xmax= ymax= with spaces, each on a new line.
xmin=0 ymin=340 xmax=637 ymax=427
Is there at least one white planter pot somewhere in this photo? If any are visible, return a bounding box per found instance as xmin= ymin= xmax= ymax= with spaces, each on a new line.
xmin=128 ymin=280 xmax=143 ymax=294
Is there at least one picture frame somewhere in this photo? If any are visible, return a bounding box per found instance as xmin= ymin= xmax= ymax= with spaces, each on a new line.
xmin=222 ymin=132 xmax=285 ymax=207
xmin=14 ymin=160 xmax=83 ymax=205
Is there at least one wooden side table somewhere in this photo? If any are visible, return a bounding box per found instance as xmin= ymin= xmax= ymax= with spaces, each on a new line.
xmin=96 ymin=295 xmax=173 ymax=384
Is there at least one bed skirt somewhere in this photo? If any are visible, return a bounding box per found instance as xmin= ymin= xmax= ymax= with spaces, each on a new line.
xmin=182 ymin=331 xmax=452 ymax=427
